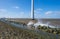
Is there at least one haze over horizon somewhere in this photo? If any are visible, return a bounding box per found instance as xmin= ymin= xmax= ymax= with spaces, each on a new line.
xmin=0 ymin=0 xmax=60 ymax=18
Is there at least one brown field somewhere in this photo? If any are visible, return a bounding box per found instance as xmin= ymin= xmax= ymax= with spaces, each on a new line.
xmin=7 ymin=18 xmax=37 ymax=24
xmin=0 ymin=18 xmax=60 ymax=39
xmin=0 ymin=20 xmax=41 ymax=39
xmin=7 ymin=18 xmax=60 ymax=26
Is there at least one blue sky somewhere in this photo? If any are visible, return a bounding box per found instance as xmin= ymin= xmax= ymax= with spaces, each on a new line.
xmin=0 ymin=0 xmax=60 ymax=18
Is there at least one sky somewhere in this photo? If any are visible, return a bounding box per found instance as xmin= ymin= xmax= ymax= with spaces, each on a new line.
xmin=0 ymin=0 xmax=60 ymax=18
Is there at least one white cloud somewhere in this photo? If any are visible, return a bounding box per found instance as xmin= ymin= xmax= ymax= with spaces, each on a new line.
xmin=13 ymin=6 xmax=19 ymax=9
xmin=34 ymin=8 xmax=43 ymax=18
xmin=0 ymin=9 xmax=9 ymax=18
xmin=34 ymin=8 xmax=43 ymax=13
xmin=45 ymin=11 xmax=60 ymax=15
xmin=0 ymin=9 xmax=7 ymax=13
xmin=20 ymin=12 xmax=24 ymax=15
xmin=54 ymin=11 xmax=60 ymax=14
xmin=19 ymin=12 xmax=25 ymax=18
xmin=45 ymin=11 xmax=53 ymax=15
xmin=18 ymin=11 xmax=31 ymax=18
xmin=36 ymin=8 xmax=43 ymax=11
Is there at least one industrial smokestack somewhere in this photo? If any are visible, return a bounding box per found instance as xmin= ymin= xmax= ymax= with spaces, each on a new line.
xmin=31 ymin=0 xmax=34 ymax=20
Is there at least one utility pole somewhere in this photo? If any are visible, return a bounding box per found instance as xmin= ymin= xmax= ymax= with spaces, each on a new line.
xmin=31 ymin=0 xmax=34 ymax=20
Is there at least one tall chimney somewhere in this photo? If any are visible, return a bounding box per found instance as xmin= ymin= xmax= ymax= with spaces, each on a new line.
xmin=31 ymin=0 xmax=34 ymax=20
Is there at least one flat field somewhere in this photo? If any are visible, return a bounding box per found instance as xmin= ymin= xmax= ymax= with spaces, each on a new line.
xmin=7 ymin=18 xmax=60 ymax=26
xmin=0 ymin=19 xmax=60 ymax=39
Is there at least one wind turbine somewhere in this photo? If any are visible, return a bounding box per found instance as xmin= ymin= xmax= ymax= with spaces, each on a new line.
xmin=27 ymin=0 xmax=35 ymax=29
xmin=31 ymin=0 xmax=34 ymax=20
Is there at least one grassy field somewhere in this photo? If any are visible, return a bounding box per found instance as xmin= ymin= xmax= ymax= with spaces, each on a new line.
xmin=1 ymin=18 xmax=60 ymax=39
xmin=0 ymin=20 xmax=45 ymax=39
